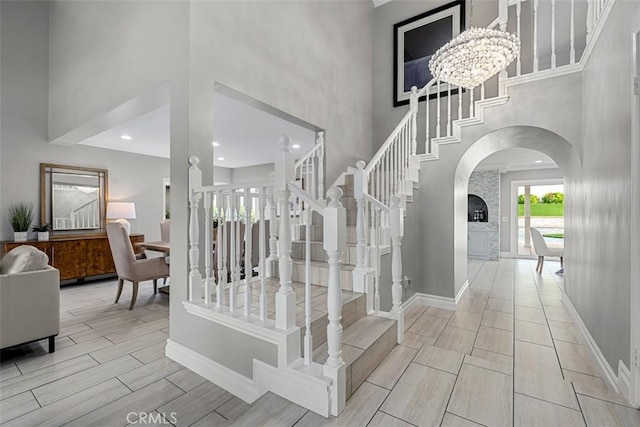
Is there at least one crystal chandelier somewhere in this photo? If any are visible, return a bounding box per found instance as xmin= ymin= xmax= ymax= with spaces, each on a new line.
xmin=429 ymin=27 xmax=520 ymax=89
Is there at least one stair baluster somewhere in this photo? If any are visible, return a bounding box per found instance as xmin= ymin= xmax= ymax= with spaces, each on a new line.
xmin=188 ymin=156 xmax=203 ymax=302
xmin=258 ymin=188 xmax=268 ymax=321
xmin=389 ymin=196 xmax=404 ymax=343
xmin=204 ymin=191 xmax=212 ymax=306
xmin=275 ymin=137 xmax=296 ymax=331
xmin=229 ymin=193 xmax=238 ymax=312
xmin=317 ymin=131 xmax=325 ymax=201
xmin=216 ymin=205 xmax=225 ymax=309
xmin=267 ymin=189 xmax=278 ymax=265
xmin=244 ymin=188 xmax=253 ymax=317
xmin=303 ymin=216 xmax=312 ymax=366
xmin=323 ymin=186 xmax=346 ymax=416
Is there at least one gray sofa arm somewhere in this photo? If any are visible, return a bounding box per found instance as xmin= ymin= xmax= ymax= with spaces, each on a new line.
xmin=0 ymin=266 xmax=60 ymax=352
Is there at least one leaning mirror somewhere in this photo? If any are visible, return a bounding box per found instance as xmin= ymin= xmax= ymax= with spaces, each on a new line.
xmin=40 ymin=163 xmax=108 ymax=232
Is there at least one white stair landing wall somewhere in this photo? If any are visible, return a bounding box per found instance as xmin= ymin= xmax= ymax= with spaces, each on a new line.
xmin=168 ymin=301 xmax=335 ymax=417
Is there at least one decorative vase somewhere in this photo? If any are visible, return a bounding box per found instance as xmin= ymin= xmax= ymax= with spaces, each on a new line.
xmin=37 ymin=231 xmax=50 ymax=241
xmin=14 ymin=232 xmax=28 ymax=242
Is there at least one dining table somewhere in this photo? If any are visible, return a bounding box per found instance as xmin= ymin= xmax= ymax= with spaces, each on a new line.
xmin=134 ymin=241 xmax=170 ymax=293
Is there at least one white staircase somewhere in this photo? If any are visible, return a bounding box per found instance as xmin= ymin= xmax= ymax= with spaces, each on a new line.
xmin=172 ymin=0 xmax=615 ymax=419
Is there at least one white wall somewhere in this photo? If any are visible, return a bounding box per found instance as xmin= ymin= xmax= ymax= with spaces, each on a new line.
xmin=373 ymin=0 xmax=498 ymax=149
xmin=0 ymin=1 xmax=170 ymax=244
xmin=232 ymin=163 xmax=274 ymax=184
xmin=44 ymin=0 xmax=374 ymax=379
xmin=566 ymin=0 xmax=640 ymax=370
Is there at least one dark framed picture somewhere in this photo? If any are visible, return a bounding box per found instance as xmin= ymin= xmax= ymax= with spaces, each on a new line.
xmin=393 ymin=0 xmax=465 ymax=107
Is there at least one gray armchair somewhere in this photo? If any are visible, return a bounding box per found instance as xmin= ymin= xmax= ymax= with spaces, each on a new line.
xmin=107 ymin=223 xmax=169 ymax=310
xmin=0 ymin=246 xmax=60 ymax=353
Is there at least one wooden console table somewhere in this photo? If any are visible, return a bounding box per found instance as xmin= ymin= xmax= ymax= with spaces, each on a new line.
xmin=1 ymin=234 xmax=144 ymax=282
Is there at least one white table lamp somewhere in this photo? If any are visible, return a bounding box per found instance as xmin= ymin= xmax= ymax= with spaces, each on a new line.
xmin=106 ymin=202 xmax=136 ymax=234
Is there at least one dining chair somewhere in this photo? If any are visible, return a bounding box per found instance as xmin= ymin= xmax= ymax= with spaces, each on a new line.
xmin=530 ymin=227 xmax=564 ymax=274
xmin=107 ymin=223 xmax=169 ymax=310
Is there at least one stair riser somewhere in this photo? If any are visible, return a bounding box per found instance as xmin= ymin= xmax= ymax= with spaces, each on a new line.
xmin=291 ymin=263 xmax=353 ymax=291
xmin=348 ymin=324 xmax=397 ymax=398
xmin=301 ymin=294 xmax=367 ymax=352
xmin=299 ymin=226 xmax=357 ymax=244
xmin=338 ymin=183 xmax=354 ymax=197
xmin=291 ymin=241 xmax=358 ymax=265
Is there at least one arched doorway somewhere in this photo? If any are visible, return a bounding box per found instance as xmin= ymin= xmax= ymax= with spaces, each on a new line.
xmin=453 ymin=126 xmax=581 ymax=292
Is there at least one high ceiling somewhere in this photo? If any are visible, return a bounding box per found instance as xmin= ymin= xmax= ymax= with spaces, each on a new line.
xmin=80 ymin=92 xmax=316 ymax=169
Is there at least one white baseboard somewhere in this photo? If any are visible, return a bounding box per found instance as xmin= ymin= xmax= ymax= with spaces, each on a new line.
xmin=618 ymin=360 xmax=631 ymax=399
xmin=455 ymin=280 xmax=470 ymax=303
xmin=165 ymin=339 xmax=263 ymax=403
xmin=403 ymin=292 xmax=456 ymax=311
xmin=254 ymin=359 xmax=331 ymax=417
xmin=500 ymin=252 xmax=516 ymax=259
xmin=561 ymin=294 xmax=625 ymax=396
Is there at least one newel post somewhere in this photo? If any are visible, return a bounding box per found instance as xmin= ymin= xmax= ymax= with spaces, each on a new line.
xmin=408 ymin=87 xmax=421 ymax=183
xmin=188 ymin=156 xmax=203 ymax=302
xmin=352 ymin=161 xmax=369 ymax=294
xmin=389 ymin=196 xmax=404 ymax=343
xmin=323 ymin=186 xmax=347 ymax=416
xmin=275 ymin=136 xmax=296 ymax=331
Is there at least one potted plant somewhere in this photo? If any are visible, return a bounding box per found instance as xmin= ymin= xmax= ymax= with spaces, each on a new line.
xmin=32 ymin=223 xmax=51 ymax=241
xmin=8 ymin=203 xmax=34 ymax=242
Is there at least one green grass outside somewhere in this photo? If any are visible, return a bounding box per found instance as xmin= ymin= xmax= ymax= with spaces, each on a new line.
xmin=543 ymin=233 xmax=565 ymax=238
xmin=517 ymin=203 xmax=564 ymax=217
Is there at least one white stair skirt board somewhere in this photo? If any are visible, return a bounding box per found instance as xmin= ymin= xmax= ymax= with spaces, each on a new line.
xmin=619 ymin=360 xmax=631 ymax=399
xmin=166 ymin=340 xmax=333 ymax=417
xmin=403 ymin=292 xmax=457 ymax=312
xmin=562 ymin=293 xmax=629 ymax=398
xmin=183 ymin=301 xmax=300 ymax=368
xmin=254 ymin=359 xmax=332 ymax=418
xmin=165 ymin=339 xmax=263 ymax=404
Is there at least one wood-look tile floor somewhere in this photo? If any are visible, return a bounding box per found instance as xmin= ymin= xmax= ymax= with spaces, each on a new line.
xmin=1 ymin=259 xmax=639 ymax=426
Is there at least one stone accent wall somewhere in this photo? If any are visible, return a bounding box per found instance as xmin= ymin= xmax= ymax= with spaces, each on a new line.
xmin=469 ymin=170 xmax=500 ymax=260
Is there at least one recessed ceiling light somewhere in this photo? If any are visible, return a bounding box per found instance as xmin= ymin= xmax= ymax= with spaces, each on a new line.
xmin=120 ymin=135 xmax=132 ymax=140
xmin=217 ymin=157 xmax=224 ymax=161
xmin=535 ymin=160 xmax=543 ymax=164
xmin=292 ymin=144 xmax=301 ymax=149
xmin=212 ymin=141 xmax=220 ymax=147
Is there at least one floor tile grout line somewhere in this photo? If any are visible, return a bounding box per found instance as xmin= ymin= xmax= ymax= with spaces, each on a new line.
xmin=372 ymin=409 xmax=419 ymax=426
xmin=0 ymin=389 xmax=43 ymax=425
xmin=512 ymin=263 xmax=517 ymax=427
xmin=533 ymin=268 xmax=569 ymax=382
xmin=513 ymin=390 xmax=582 ymax=412
xmin=365 ymin=349 xmax=419 ymax=424
xmin=572 ymin=381 xmax=590 ymax=425
xmin=439 ymin=364 xmax=462 ymax=427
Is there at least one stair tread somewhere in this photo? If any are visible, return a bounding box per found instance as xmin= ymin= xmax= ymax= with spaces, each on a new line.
xmin=342 ymin=315 xmax=396 ymax=350
xmin=290 ymin=259 xmax=356 ymax=270
xmin=292 ymin=240 xmax=358 ymax=247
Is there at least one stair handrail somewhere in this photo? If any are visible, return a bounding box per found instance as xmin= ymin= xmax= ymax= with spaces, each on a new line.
xmin=288 ymin=181 xmax=326 ymax=214
xmin=363 ymin=192 xmax=389 ymax=213
xmin=364 ymin=110 xmax=415 ymax=176
xmin=294 ymin=131 xmax=325 ymax=202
